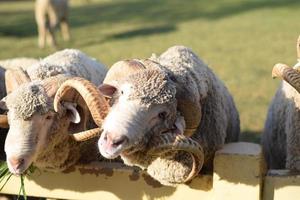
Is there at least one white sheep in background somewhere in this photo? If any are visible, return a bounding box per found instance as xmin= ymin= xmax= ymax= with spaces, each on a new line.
xmin=35 ymin=0 xmax=70 ymax=48
xmin=0 ymin=57 xmax=38 ymax=71
xmin=263 ymin=36 xmax=300 ymax=170
xmin=0 ymin=49 xmax=109 ymax=175
xmin=75 ymin=46 xmax=240 ymax=185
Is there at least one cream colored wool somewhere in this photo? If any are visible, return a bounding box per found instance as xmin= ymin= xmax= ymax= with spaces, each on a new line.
xmin=27 ymin=49 xmax=107 ymax=85
xmin=125 ymin=69 xmax=176 ymax=106
xmin=147 ymin=151 xmax=193 ymax=186
xmin=6 ymin=82 xmax=50 ymax=119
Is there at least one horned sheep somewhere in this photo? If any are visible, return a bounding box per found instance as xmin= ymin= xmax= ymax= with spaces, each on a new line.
xmin=76 ymin=45 xmax=240 ymax=185
xmin=35 ymin=0 xmax=70 ymax=48
xmin=0 ymin=49 xmax=109 ymax=175
xmin=262 ymin=36 xmax=300 ymax=170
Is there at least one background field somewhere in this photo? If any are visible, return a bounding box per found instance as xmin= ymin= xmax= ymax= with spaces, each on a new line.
xmin=1 ymin=0 xmax=300 ymax=143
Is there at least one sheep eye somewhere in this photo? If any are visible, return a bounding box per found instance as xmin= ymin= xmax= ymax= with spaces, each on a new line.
xmin=120 ymin=90 xmax=124 ymax=95
xmin=158 ymin=112 xmax=167 ymax=120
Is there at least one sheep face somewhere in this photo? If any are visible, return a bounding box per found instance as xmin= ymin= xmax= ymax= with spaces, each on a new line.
xmin=98 ymin=69 xmax=177 ymax=159
xmin=0 ymin=83 xmax=80 ymax=175
xmin=5 ymin=111 xmax=56 ymax=175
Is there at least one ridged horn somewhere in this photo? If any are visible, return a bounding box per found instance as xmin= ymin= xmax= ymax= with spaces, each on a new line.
xmin=272 ymin=63 xmax=300 ymax=93
xmin=5 ymin=67 xmax=30 ymax=93
xmin=70 ymin=127 xmax=103 ymax=142
xmin=0 ymin=115 xmax=8 ymax=128
xmin=54 ymin=77 xmax=109 ymax=141
xmin=147 ymin=133 xmax=204 ymax=182
xmin=104 ymin=60 xmax=146 ymax=85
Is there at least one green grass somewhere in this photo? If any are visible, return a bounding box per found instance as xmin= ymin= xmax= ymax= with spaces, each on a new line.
xmin=0 ymin=162 xmax=33 ymax=200
xmin=1 ymin=0 xmax=300 ymax=142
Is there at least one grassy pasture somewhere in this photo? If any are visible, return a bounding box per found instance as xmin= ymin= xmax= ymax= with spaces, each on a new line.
xmin=1 ymin=0 xmax=300 ymax=143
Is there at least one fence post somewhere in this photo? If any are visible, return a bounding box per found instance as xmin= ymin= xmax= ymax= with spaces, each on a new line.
xmin=263 ymin=170 xmax=300 ymax=200
xmin=213 ymin=142 xmax=266 ymax=200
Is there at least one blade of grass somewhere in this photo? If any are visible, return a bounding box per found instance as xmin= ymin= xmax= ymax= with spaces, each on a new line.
xmin=0 ymin=170 xmax=10 ymax=184
xmin=20 ymin=175 xmax=27 ymax=200
xmin=0 ymin=173 xmax=12 ymax=191
xmin=17 ymin=178 xmax=22 ymax=200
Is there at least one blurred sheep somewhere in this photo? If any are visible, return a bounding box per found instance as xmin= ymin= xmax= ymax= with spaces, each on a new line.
xmin=35 ymin=0 xmax=70 ymax=48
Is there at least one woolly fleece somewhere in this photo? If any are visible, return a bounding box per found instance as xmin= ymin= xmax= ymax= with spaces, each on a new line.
xmin=27 ymin=49 xmax=107 ymax=85
xmin=262 ymin=80 xmax=300 ymax=170
xmin=114 ymin=46 xmax=240 ymax=185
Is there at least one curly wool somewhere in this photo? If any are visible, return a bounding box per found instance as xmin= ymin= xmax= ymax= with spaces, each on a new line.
xmin=125 ymin=69 xmax=176 ymax=106
xmin=6 ymin=82 xmax=51 ymax=119
xmin=147 ymin=151 xmax=193 ymax=186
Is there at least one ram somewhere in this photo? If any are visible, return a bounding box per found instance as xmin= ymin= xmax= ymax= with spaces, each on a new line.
xmin=74 ymin=46 xmax=240 ymax=185
xmin=0 ymin=49 xmax=108 ymax=175
xmin=35 ymin=0 xmax=70 ymax=48
xmin=262 ymin=36 xmax=300 ymax=170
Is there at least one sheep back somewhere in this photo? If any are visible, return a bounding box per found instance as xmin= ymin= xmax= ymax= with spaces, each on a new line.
xmin=0 ymin=58 xmax=38 ymax=71
xmin=26 ymin=49 xmax=107 ymax=85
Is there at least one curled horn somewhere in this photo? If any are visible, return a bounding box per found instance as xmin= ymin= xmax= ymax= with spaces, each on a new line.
xmin=5 ymin=67 xmax=31 ymax=93
xmin=272 ymin=63 xmax=300 ymax=93
xmin=0 ymin=115 xmax=8 ymax=129
xmin=54 ymin=77 xmax=109 ymax=141
xmin=147 ymin=133 xmax=204 ymax=182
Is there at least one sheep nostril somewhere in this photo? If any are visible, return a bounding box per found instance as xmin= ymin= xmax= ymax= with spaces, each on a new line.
xmin=112 ymin=136 xmax=128 ymax=148
xmin=18 ymin=158 xmax=24 ymax=166
xmin=9 ymin=157 xmax=25 ymax=170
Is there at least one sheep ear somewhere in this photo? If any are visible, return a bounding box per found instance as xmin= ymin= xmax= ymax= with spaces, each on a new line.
xmin=98 ymin=84 xmax=117 ymax=98
xmin=63 ymin=102 xmax=81 ymax=124
xmin=0 ymin=97 xmax=8 ymax=111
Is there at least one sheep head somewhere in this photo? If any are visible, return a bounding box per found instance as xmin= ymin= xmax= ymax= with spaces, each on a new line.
xmin=98 ymin=68 xmax=178 ymax=159
xmin=0 ymin=76 xmax=109 ymax=175
xmin=272 ymin=36 xmax=300 ymax=93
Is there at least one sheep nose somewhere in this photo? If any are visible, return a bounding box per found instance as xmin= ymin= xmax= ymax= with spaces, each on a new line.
xmin=8 ymin=157 xmax=24 ymax=171
xmin=105 ymin=133 xmax=128 ymax=148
